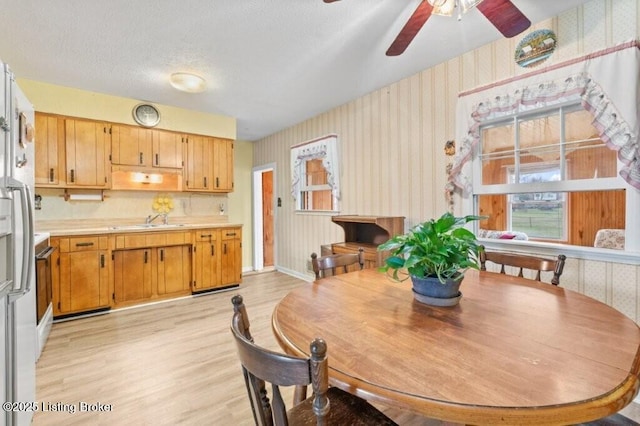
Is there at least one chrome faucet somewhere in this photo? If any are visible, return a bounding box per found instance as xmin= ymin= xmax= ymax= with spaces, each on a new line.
xmin=145 ymin=213 xmax=168 ymax=225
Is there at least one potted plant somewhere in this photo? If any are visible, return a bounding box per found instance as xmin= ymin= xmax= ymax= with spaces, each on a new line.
xmin=377 ymin=212 xmax=485 ymax=306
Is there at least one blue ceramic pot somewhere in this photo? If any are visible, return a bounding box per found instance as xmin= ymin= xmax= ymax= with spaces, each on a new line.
xmin=411 ymin=273 xmax=464 ymax=306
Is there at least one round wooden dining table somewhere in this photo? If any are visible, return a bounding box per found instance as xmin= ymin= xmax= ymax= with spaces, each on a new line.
xmin=271 ymin=268 xmax=640 ymax=425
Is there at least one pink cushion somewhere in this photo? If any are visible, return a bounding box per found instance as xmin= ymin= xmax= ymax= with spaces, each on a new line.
xmin=499 ymin=234 xmax=516 ymax=240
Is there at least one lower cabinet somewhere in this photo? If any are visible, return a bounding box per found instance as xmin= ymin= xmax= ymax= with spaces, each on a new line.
xmin=221 ymin=228 xmax=242 ymax=287
xmin=192 ymin=227 xmax=242 ymax=292
xmin=157 ymin=245 xmax=191 ymax=295
xmin=51 ymin=227 xmax=241 ymax=317
xmin=53 ymin=235 xmax=110 ymax=316
xmin=113 ymin=248 xmax=152 ymax=304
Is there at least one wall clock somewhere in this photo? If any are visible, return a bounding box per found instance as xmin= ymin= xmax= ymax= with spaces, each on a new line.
xmin=132 ymin=103 xmax=161 ymax=127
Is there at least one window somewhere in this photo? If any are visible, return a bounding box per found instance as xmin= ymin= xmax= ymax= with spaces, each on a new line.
xmin=291 ymin=134 xmax=340 ymax=212
xmin=474 ymin=102 xmax=625 ymax=246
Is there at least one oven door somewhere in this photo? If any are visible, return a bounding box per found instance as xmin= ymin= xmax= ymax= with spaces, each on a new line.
xmin=35 ymin=245 xmax=55 ymax=325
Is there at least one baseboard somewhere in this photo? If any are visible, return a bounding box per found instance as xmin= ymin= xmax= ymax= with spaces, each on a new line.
xmin=275 ymin=265 xmax=314 ymax=283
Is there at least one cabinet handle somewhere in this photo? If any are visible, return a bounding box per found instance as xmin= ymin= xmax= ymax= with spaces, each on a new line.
xmin=223 ymin=243 xmax=227 ymax=255
xmin=160 ymin=249 xmax=164 ymax=262
xmin=211 ymin=244 xmax=214 ymax=256
xmin=70 ymin=169 xmax=75 ymax=183
xmin=139 ymin=152 xmax=143 ymax=165
xmin=100 ymin=254 xmax=105 ymax=268
xmin=49 ymin=168 xmax=54 ymax=182
xmin=200 ymin=234 xmax=212 ymax=239
xmin=203 ymin=177 xmax=207 ymax=188
xmin=155 ymin=153 xmax=159 ymax=166
xmin=226 ymin=232 xmax=236 ymax=237
xmin=75 ymin=242 xmax=94 ymax=247
xmin=144 ymin=250 xmax=148 ymax=264
xmin=216 ymin=177 xmax=219 ymax=188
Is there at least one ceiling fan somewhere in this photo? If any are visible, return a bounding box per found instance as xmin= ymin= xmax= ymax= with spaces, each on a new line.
xmin=323 ymin=0 xmax=531 ymax=56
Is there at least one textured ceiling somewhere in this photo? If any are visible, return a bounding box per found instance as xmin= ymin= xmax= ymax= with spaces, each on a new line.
xmin=0 ymin=0 xmax=591 ymax=141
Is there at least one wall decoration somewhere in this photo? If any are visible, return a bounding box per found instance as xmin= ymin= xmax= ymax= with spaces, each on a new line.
xmin=515 ymin=29 xmax=557 ymax=68
xmin=444 ymin=140 xmax=456 ymax=213
xmin=152 ymin=193 xmax=174 ymax=213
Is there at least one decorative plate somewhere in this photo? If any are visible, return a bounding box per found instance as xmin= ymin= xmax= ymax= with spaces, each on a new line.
xmin=515 ymin=29 xmax=557 ymax=68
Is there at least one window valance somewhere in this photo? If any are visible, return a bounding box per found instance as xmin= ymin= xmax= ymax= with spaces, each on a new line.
xmin=449 ymin=41 xmax=640 ymax=193
xmin=290 ymin=134 xmax=340 ymax=201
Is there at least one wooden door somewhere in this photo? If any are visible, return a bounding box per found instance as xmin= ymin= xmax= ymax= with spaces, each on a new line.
xmin=65 ymin=118 xmax=110 ymax=187
xmin=262 ymin=171 xmax=274 ymax=267
xmin=59 ymin=250 xmax=109 ymax=313
xmin=193 ymin=231 xmax=221 ymax=291
xmin=111 ymin=124 xmax=151 ymax=166
xmin=184 ymin=135 xmax=211 ymax=191
xmin=113 ymin=249 xmax=152 ymax=304
xmin=34 ymin=113 xmax=65 ymax=186
xmin=152 ymin=130 xmax=183 ymax=168
xmin=157 ymin=245 xmax=191 ymax=295
xmin=220 ymin=229 xmax=242 ymax=286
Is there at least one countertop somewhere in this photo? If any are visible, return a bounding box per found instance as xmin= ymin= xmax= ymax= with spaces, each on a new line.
xmin=35 ymin=216 xmax=242 ymax=236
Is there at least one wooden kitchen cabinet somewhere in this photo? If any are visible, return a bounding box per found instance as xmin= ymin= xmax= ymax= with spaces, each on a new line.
xmin=111 ymin=124 xmax=152 ymax=167
xmin=220 ymin=227 xmax=242 ymax=286
xmin=111 ymin=125 xmax=183 ymax=170
xmin=34 ymin=112 xmax=66 ymax=187
xmin=192 ymin=229 xmax=221 ymax=292
xmin=113 ymin=248 xmax=152 ymax=304
xmin=184 ymin=136 xmax=234 ymax=192
xmin=156 ymin=245 xmax=191 ymax=295
xmin=212 ymin=138 xmax=234 ymax=191
xmin=65 ymin=118 xmax=111 ymax=188
xmin=152 ymin=130 xmax=183 ymax=168
xmin=53 ymin=235 xmax=110 ymax=316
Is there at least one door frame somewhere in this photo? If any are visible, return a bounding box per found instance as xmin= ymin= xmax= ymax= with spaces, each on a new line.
xmin=252 ymin=163 xmax=276 ymax=271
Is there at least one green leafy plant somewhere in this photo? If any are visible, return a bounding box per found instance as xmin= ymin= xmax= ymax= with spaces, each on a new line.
xmin=378 ymin=212 xmax=485 ymax=283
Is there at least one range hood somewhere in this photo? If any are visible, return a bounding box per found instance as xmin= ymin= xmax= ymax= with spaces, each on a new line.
xmin=111 ymin=166 xmax=183 ymax=192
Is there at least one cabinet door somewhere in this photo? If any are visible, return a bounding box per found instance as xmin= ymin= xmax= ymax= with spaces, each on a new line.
xmin=34 ymin=113 xmax=65 ymax=187
xmin=157 ymin=245 xmax=191 ymax=295
xmin=58 ymin=250 xmax=109 ymax=314
xmin=193 ymin=230 xmax=220 ymax=291
xmin=212 ymin=138 xmax=234 ymax=191
xmin=152 ymin=130 xmax=183 ymax=169
xmin=113 ymin=249 xmax=152 ymax=304
xmin=184 ymin=135 xmax=212 ymax=191
xmin=65 ymin=118 xmax=110 ymax=188
xmin=220 ymin=229 xmax=242 ymax=286
xmin=111 ymin=124 xmax=151 ymax=166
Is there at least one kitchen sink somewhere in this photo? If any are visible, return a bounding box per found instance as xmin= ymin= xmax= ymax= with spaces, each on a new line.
xmin=109 ymin=224 xmax=186 ymax=230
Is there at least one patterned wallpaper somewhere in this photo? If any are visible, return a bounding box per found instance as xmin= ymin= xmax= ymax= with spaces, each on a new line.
xmin=253 ymin=0 xmax=640 ymax=323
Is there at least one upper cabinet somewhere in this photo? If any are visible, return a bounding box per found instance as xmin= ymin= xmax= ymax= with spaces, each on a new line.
xmin=65 ymin=118 xmax=111 ymax=188
xmin=34 ymin=112 xmax=233 ymax=193
xmin=111 ymin=125 xmax=182 ymax=169
xmin=152 ymin=130 xmax=183 ymax=169
xmin=111 ymin=124 xmax=152 ymax=167
xmin=184 ymin=135 xmax=234 ymax=192
xmin=34 ymin=113 xmax=65 ymax=187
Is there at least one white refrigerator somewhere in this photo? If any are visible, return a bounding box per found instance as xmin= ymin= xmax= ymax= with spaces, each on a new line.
xmin=0 ymin=59 xmax=36 ymax=426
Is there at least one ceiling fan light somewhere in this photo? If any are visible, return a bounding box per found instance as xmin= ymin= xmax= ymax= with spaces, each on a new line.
xmin=169 ymin=72 xmax=206 ymax=93
xmin=430 ymin=0 xmax=455 ymax=17
xmin=460 ymin=0 xmax=484 ymax=13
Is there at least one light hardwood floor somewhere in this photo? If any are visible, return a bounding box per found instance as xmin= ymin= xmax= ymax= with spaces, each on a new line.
xmin=33 ymin=271 xmax=640 ymax=425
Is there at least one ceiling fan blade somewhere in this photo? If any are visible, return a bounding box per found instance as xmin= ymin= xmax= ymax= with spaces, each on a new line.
xmin=386 ymin=1 xmax=434 ymax=56
xmin=477 ymin=0 xmax=531 ymax=38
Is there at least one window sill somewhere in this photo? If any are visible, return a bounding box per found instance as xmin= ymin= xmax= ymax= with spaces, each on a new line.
xmin=479 ymin=238 xmax=640 ymax=265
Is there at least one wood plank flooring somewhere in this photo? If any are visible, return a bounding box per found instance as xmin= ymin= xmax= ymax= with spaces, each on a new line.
xmin=33 ymin=271 xmax=640 ymax=425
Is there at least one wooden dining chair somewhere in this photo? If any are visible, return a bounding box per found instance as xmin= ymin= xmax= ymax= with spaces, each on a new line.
xmin=479 ymin=245 xmax=567 ymax=285
xmin=230 ymin=294 xmax=397 ymax=426
xmin=311 ymin=248 xmax=364 ymax=279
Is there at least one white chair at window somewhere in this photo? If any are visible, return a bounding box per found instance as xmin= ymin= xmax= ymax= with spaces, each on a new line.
xmin=593 ymin=229 xmax=625 ymax=250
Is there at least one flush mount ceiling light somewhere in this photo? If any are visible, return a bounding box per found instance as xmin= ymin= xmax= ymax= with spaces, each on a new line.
xmin=169 ymin=72 xmax=206 ymax=93
xmin=428 ymin=0 xmax=484 ymax=20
